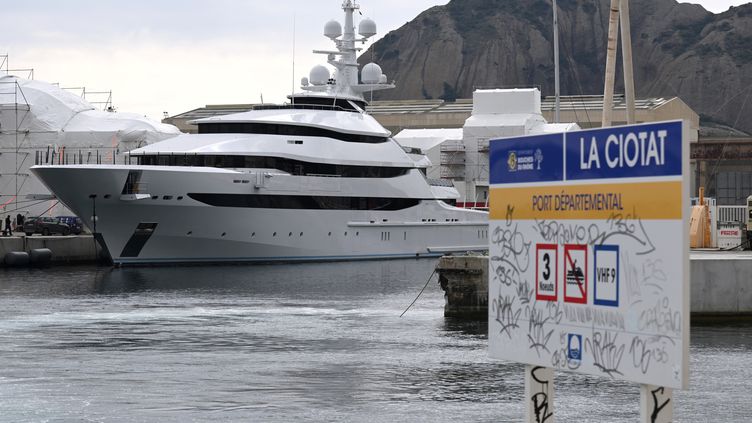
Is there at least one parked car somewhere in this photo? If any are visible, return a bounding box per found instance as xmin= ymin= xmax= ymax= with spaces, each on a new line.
xmin=56 ymin=216 xmax=84 ymax=235
xmin=23 ymin=217 xmax=72 ymax=236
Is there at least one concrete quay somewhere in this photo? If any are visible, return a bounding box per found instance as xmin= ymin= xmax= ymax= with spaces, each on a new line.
xmin=437 ymin=254 xmax=489 ymax=319
xmin=0 ymin=235 xmax=102 ymax=265
xmin=437 ymin=251 xmax=752 ymax=320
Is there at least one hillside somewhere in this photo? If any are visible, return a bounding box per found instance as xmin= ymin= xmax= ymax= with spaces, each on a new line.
xmin=360 ymin=0 xmax=752 ymax=132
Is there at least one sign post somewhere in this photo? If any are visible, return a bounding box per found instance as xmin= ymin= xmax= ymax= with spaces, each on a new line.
xmin=488 ymin=121 xmax=689 ymax=422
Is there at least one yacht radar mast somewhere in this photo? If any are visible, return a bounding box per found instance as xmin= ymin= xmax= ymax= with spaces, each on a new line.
xmin=301 ymin=0 xmax=394 ymax=100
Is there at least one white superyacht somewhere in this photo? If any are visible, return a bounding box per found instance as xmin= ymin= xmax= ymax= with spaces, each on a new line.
xmin=32 ymin=1 xmax=488 ymax=265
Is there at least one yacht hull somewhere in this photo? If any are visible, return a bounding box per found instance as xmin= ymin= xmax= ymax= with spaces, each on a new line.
xmin=32 ymin=165 xmax=489 ymax=265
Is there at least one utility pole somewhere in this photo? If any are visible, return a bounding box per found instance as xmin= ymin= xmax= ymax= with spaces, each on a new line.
xmin=553 ymin=0 xmax=560 ymax=123
xmin=620 ymin=0 xmax=636 ymax=124
xmin=602 ymin=0 xmax=620 ymax=127
xmin=602 ymin=0 xmax=636 ymax=127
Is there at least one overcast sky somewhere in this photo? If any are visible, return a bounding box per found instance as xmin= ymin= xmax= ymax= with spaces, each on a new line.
xmin=0 ymin=0 xmax=747 ymax=122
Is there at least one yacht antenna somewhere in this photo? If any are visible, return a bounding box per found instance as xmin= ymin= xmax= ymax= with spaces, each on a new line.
xmin=303 ymin=0 xmax=394 ymax=100
xmin=291 ymin=13 xmax=296 ymax=103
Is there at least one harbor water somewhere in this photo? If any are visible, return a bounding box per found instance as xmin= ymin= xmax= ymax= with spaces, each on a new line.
xmin=0 ymin=259 xmax=751 ymax=422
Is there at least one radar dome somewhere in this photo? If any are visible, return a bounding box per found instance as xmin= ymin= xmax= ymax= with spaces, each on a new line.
xmin=358 ymin=18 xmax=377 ymax=38
xmin=379 ymin=74 xmax=388 ymax=84
xmin=361 ymin=63 xmax=382 ymax=84
xmin=309 ymin=65 xmax=331 ymax=86
xmin=301 ymin=77 xmax=309 ymax=87
xmin=324 ymin=20 xmax=342 ymax=39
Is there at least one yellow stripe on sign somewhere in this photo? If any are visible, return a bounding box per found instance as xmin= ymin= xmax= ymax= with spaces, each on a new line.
xmin=489 ymin=181 xmax=682 ymax=220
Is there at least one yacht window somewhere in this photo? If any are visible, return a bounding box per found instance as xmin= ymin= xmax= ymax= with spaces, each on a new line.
xmin=121 ymin=170 xmax=144 ymax=195
xmin=187 ymin=193 xmax=422 ymax=211
xmin=135 ymin=154 xmax=410 ymax=178
xmin=288 ymin=96 xmax=365 ymax=111
xmin=197 ymin=122 xmax=388 ymax=144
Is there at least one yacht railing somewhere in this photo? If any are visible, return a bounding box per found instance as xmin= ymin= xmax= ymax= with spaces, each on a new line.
xmin=32 ymin=148 xmax=122 ymax=165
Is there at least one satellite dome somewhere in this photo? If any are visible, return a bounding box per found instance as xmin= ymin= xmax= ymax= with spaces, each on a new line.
xmin=361 ymin=63 xmax=382 ymax=84
xmin=358 ymin=18 xmax=377 ymax=38
xmin=378 ymin=74 xmax=388 ymax=84
xmin=324 ymin=20 xmax=342 ymax=39
xmin=309 ymin=65 xmax=331 ymax=86
xmin=301 ymin=77 xmax=309 ymax=87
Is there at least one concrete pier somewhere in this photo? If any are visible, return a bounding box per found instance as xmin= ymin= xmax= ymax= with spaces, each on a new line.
xmin=438 ymin=251 xmax=752 ymax=319
xmin=437 ymin=254 xmax=488 ymax=319
xmin=1 ymin=235 xmax=102 ymax=265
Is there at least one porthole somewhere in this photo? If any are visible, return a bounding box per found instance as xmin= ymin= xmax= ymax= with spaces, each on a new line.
xmin=221 ymin=232 xmax=226 ymax=237
xmin=328 ymin=232 xmax=332 ymax=236
xmin=251 ymin=232 xmax=256 ymax=237
xmin=273 ymin=232 xmax=277 ymax=236
xmin=299 ymin=232 xmax=303 ymax=236
xmin=163 ymin=195 xmax=173 ymax=200
xmin=288 ymin=232 xmax=292 ymax=237
xmin=344 ymin=232 xmax=348 ymax=236
xmin=356 ymin=232 xmax=359 ymax=236
xmin=151 ymin=195 xmax=158 ymax=200
xmin=104 ymin=194 xmax=111 ymax=199
xmin=186 ymin=231 xmax=192 ymax=236
xmin=177 ymin=196 xmax=184 ymax=200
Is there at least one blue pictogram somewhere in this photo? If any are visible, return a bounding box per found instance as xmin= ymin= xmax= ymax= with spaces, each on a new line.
xmin=567 ymin=333 xmax=582 ymax=361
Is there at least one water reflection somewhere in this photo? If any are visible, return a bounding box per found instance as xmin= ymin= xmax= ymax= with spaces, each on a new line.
xmin=1 ymin=261 xmax=752 ymax=421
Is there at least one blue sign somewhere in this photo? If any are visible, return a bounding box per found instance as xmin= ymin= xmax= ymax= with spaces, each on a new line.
xmin=567 ymin=333 xmax=582 ymax=361
xmin=489 ymin=121 xmax=684 ymax=184
xmin=565 ymin=121 xmax=683 ymax=180
xmin=489 ymin=133 xmax=563 ymax=184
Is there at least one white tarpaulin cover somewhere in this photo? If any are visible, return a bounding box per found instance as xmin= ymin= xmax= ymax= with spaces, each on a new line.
xmin=0 ymin=74 xmax=181 ymax=217
xmin=0 ymin=74 xmax=180 ymax=149
xmin=394 ymin=128 xmax=463 ymax=152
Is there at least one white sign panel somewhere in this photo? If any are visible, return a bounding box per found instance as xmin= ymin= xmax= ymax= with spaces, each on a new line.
xmin=488 ymin=121 xmax=689 ymax=389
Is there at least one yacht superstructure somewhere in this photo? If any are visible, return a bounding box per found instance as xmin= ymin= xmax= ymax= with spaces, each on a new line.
xmin=32 ymin=1 xmax=488 ymax=265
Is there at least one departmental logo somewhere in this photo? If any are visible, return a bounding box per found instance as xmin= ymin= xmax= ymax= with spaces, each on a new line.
xmin=507 ymin=151 xmax=517 ymax=172
xmin=567 ymin=333 xmax=582 ymax=361
xmin=535 ymin=148 xmax=543 ymax=170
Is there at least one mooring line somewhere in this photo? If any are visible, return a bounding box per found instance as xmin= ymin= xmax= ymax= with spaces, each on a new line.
xmin=400 ymin=268 xmax=437 ymax=317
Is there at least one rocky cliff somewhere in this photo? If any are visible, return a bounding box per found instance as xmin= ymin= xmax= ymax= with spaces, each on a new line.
xmin=361 ymin=0 xmax=752 ymax=132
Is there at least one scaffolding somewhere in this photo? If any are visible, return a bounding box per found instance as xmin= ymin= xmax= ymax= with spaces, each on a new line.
xmin=61 ymin=86 xmax=114 ymax=112
xmin=439 ymin=140 xmax=465 ymax=179
xmin=0 ymin=54 xmax=35 ymax=80
xmin=0 ymin=72 xmax=32 ymax=214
